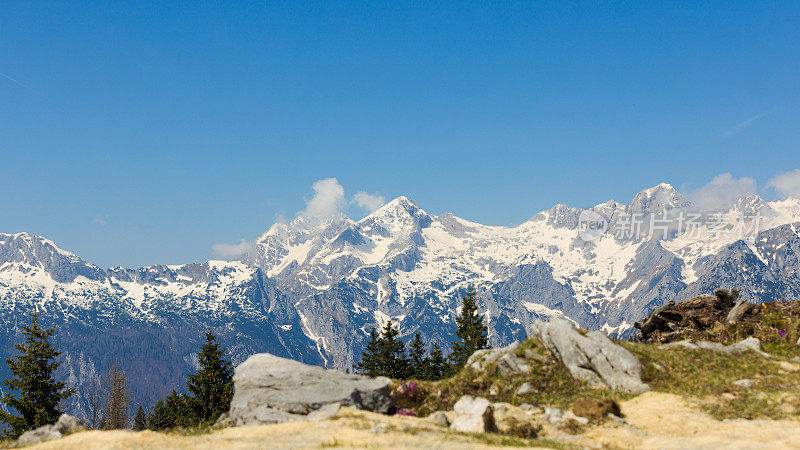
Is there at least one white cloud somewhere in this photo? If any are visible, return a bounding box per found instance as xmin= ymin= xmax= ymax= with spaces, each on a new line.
xmin=767 ymin=169 xmax=800 ymax=198
xmin=353 ymin=191 xmax=386 ymax=213
xmin=689 ymin=173 xmax=757 ymax=211
xmin=211 ymin=239 xmax=252 ymax=259
xmin=301 ymin=178 xmax=346 ymax=219
xmin=721 ymin=112 xmax=767 ymax=138
xmin=92 ymin=214 xmax=109 ymax=226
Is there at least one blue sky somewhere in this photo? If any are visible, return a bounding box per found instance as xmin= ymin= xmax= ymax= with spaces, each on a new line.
xmin=2 ymin=1 xmax=799 ymax=268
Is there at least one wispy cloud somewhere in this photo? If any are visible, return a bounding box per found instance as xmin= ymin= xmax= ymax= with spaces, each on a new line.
xmin=92 ymin=214 xmax=109 ymax=226
xmin=721 ymin=112 xmax=767 ymax=138
xmin=301 ymin=178 xmax=346 ymax=220
xmin=211 ymin=239 xmax=252 ymax=259
xmin=767 ymin=169 xmax=800 ymax=198
xmin=689 ymin=173 xmax=757 ymax=210
xmin=353 ymin=191 xmax=386 ymax=213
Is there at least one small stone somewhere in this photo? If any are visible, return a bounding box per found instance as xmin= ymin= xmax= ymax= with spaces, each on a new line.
xmin=778 ymin=361 xmax=799 ymax=372
xmin=608 ymin=413 xmax=626 ymax=424
xmin=426 ymin=411 xmax=450 ymax=427
xmin=544 ymin=407 xmax=565 ymax=424
xmin=721 ymin=393 xmax=736 ymax=400
xmin=516 ymin=382 xmax=536 ymax=396
xmin=518 ymin=403 xmax=534 ymax=411
xmin=497 ymin=353 xmax=531 ymax=376
xmin=450 ymin=396 xmax=498 ymax=433
xmin=733 ymin=379 xmax=755 ymax=388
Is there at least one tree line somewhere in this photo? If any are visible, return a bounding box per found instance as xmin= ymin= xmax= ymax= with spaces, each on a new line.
xmin=355 ymin=289 xmax=489 ymax=379
xmin=0 ymin=313 xmax=233 ymax=439
xmin=0 ymin=290 xmax=490 ymax=437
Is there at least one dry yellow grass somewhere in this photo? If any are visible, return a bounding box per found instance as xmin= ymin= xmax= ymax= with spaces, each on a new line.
xmin=24 ymin=408 xmax=550 ymax=450
xmin=19 ymin=392 xmax=800 ymax=449
xmin=576 ymin=391 xmax=800 ymax=449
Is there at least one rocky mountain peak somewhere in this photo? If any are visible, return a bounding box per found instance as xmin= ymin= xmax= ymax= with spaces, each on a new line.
xmin=627 ymin=183 xmax=693 ymax=216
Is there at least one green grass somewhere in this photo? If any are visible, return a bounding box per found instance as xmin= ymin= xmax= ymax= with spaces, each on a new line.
xmin=625 ymin=342 xmax=800 ymax=420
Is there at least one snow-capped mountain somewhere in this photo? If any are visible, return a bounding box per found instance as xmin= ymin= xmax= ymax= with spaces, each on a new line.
xmin=2 ymin=183 xmax=800 ymax=420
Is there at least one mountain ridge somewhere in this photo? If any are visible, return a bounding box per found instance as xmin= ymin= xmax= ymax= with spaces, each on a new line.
xmin=2 ymin=183 xmax=800 ymax=420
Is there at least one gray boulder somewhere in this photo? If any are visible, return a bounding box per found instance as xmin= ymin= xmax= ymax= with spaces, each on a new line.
xmin=450 ymin=396 xmax=497 ymax=433
xmin=229 ymin=353 xmax=394 ymax=426
xmin=530 ymin=319 xmax=650 ymax=394
xmin=17 ymin=414 xmax=85 ymax=446
xmin=426 ymin=411 xmax=450 ymax=427
xmin=53 ymin=414 xmax=86 ymax=434
xmin=17 ymin=426 xmax=62 ymax=446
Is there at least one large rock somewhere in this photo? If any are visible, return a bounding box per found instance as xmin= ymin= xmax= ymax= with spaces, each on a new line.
xmin=16 ymin=414 xmax=85 ymax=446
xmin=229 ymin=353 xmax=394 ymax=426
xmin=530 ymin=319 xmax=650 ymax=394
xmin=53 ymin=414 xmax=86 ymax=434
xmin=450 ymin=396 xmax=498 ymax=433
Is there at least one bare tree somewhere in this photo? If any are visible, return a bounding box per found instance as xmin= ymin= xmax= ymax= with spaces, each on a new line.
xmin=86 ymin=377 xmax=103 ymax=429
xmin=102 ymin=362 xmax=131 ymax=429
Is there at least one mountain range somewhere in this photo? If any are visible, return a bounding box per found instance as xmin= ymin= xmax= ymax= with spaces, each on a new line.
xmin=2 ymin=183 xmax=800 ymax=420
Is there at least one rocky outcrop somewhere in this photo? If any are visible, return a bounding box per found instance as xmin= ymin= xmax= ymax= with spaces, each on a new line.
xmin=17 ymin=414 xmax=86 ymax=446
xmin=228 ymin=353 xmax=394 ymax=426
xmin=661 ymin=336 xmax=771 ymax=358
xmin=530 ymin=319 xmax=650 ymax=394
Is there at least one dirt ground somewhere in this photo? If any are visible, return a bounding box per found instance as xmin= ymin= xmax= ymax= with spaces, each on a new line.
xmin=576 ymin=391 xmax=800 ymax=449
xmin=22 ymin=392 xmax=800 ymax=449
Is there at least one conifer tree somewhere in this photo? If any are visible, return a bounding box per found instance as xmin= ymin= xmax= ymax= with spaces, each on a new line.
xmin=185 ymin=331 xmax=234 ymax=424
xmin=147 ymin=398 xmax=168 ymax=430
xmin=407 ymin=332 xmax=427 ymax=379
xmin=377 ymin=320 xmax=409 ymax=379
xmin=450 ymin=289 xmax=489 ymax=370
xmin=354 ymin=328 xmax=381 ymax=377
xmin=0 ymin=312 xmax=75 ymax=439
xmin=132 ymin=405 xmax=147 ymax=431
xmin=102 ymin=362 xmax=131 ymax=430
xmin=424 ymin=342 xmax=447 ymax=380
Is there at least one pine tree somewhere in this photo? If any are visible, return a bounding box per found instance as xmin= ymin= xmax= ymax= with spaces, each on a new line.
xmin=354 ymin=328 xmax=381 ymax=377
xmin=185 ymin=331 xmax=234 ymax=425
xmin=148 ymin=391 xmax=190 ymax=430
xmin=406 ymin=332 xmax=426 ymax=379
xmin=0 ymin=312 xmax=75 ymax=439
xmin=132 ymin=405 xmax=147 ymax=431
xmin=450 ymin=289 xmax=489 ymax=370
xmin=377 ymin=320 xmax=409 ymax=379
xmin=424 ymin=341 xmax=447 ymax=381
xmin=101 ymin=362 xmax=131 ymax=430
xmin=147 ymin=398 xmax=168 ymax=430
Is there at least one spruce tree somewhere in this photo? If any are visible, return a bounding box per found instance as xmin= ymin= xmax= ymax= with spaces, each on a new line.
xmin=377 ymin=320 xmax=409 ymax=379
xmin=406 ymin=333 xmax=426 ymax=379
xmin=450 ymin=289 xmax=489 ymax=370
xmin=132 ymin=405 xmax=147 ymax=431
xmin=185 ymin=331 xmax=234 ymax=424
xmin=354 ymin=328 xmax=381 ymax=377
xmin=424 ymin=342 xmax=447 ymax=380
xmin=0 ymin=312 xmax=75 ymax=439
xmin=147 ymin=398 xmax=168 ymax=430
